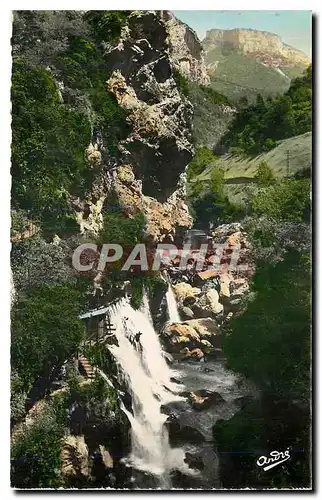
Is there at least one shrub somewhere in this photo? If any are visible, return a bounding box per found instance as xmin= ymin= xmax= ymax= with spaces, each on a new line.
xmin=173 ymin=68 xmax=190 ymax=97
xmin=98 ymin=210 xmax=146 ymax=247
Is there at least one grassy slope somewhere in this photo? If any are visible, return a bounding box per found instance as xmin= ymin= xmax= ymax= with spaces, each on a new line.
xmin=205 ymin=46 xmax=305 ymax=103
xmin=193 ymin=132 xmax=312 ymax=206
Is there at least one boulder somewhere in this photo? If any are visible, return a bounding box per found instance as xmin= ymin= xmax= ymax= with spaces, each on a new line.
xmin=181 ymin=347 xmax=205 ymax=361
xmin=219 ymin=274 xmax=231 ymax=300
xmin=173 ymin=283 xmax=201 ymax=301
xmin=183 ymin=318 xmax=221 ymax=348
xmin=99 ymin=445 xmax=113 ymax=469
xmin=166 ymin=323 xmax=200 ymax=343
xmin=61 ymin=435 xmax=90 ymax=479
xmin=195 ymin=269 xmax=219 ymax=285
xmin=184 ymin=452 xmax=205 ymax=471
xmin=206 ymin=289 xmax=224 ymax=315
xmin=200 ymin=339 xmax=213 ymax=350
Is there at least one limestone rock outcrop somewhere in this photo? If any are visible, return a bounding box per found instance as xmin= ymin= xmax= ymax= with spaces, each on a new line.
xmin=75 ymin=11 xmax=209 ymax=241
xmin=203 ymin=28 xmax=311 ymax=69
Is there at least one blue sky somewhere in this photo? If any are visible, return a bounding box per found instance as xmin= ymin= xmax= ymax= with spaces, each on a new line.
xmin=173 ymin=11 xmax=312 ymax=57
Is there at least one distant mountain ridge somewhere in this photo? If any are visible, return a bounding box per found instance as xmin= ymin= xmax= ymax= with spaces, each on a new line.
xmin=201 ymin=28 xmax=311 ymax=103
xmin=203 ymin=28 xmax=311 ymax=70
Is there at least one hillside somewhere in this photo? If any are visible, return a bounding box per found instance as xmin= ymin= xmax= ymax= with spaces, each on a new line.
xmin=197 ymin=131 xmax=312 ymax=181
xmin=191 ymin=131 xmax=311 ymax=206
xmin=186 ymin=80 xmax=236 ymax=149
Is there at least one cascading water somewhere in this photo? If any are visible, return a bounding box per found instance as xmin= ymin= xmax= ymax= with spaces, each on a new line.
xmin=108 ymin=294 xmax=192 ymax=488
xmin=166 ymin=284 xmax=181 ymax=323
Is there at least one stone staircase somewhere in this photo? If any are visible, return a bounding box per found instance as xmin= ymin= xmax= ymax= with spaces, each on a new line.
xmin=78 ymin=354 xmax=95 ymax=379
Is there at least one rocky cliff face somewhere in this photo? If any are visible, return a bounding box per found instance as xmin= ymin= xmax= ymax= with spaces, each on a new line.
xmin=203 ymin=28 xmax=311 ymax=69
xmin=76 ymin=11 xmax=210 ymax=242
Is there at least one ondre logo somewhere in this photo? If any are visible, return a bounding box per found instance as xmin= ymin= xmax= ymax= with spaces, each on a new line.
xmin=72 ymin=242 xmax=249 ymax=273
xmin=256 ymin=449 xmax=291 ymax=471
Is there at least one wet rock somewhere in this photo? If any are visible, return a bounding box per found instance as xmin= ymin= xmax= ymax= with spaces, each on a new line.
xmin=170 ymin=376 xmax=183 ymax=385
xmin=182 ymin=347 xmax=205 ymax=361
xmin=164 ymin=413 xmax=181 ymax=443
xmin=179 ymin=426 xmax=206 ymax=443
xmin=184 ymin=451 xmax=205 ymax=471
xmin=61 ymin=435 xmax=90 ymax=480
xmin=183 ymin=295 xmax=197 ymax=307
xmin=189 ymin=390 xmax=225 ymax=411
xmin=191 ymin=303 xmax=213 ymax=318
xmin=180 ymin=305 xmax=195 ymax=319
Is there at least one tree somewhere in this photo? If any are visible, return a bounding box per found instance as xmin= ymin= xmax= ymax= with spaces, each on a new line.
xmin=11 ymin=283 xmax=86 ymax=391
xmin=254 ymin=160 xmax=275 ymax=186
xmin=210 ymin=167 xmax=225 ymax=194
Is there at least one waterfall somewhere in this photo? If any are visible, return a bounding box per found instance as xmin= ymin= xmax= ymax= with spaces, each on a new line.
xmin=166 ymin=284 xmax=181 ymax=323
xmin=108 ymin=295 xmax=191 ymax=487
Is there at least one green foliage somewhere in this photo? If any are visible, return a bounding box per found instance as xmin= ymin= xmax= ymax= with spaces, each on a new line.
xmin=11 ymin=235 xmax=76 ymax=294
xmin=223 ymin=250 xmax=310 ymax=403
xmin=242 ymin=215 xmax=310 ymax=266
xmin=11 ymin=283 xmax=86 ymax=391
xmin=11 ymin=401 xmax=65 ymax=488
xmin=254 ymin=160 xmax=275 ymax=186
xmin=172 ymin=68 xmax=190 ymax=97
xmin=11 ymin=370 xmax=28 ymax=423
xmin=252 ymin=178 xmax=310 ymax=221
xmin=12 ymin=12 xmax=131 ymax=236
xmin=56 ymin=34 xmax=130 ymax=156
xmin=188 ymin=161 xmax=245 ymax=226
xmin=83 ymin=343 xmax=114 ymax=380
xmin=11 ymin=209 xmax=29 ymax=236
xmin=98 ymin=210 xmax=146 ymax=247
xmin=219 ymin=66 xmax=312 ymax=156
xmin=186 ymin=147 xmax=217 ymax=180
xmin=85 ymin=10 xmax=129 ymax=43
xmin=11 ymin=60 xmax=91 ymax=234
xmin=215 ymin=397 xmax=311 ymax=489
xmin=210 ymin=166 xmax=225 ymax=193
xmin=62 ymin=375 xmax=119 ymax=416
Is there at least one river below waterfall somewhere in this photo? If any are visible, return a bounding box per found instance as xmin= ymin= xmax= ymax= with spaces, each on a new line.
xmin=106 ymin=294 xmax=255 ymax=490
